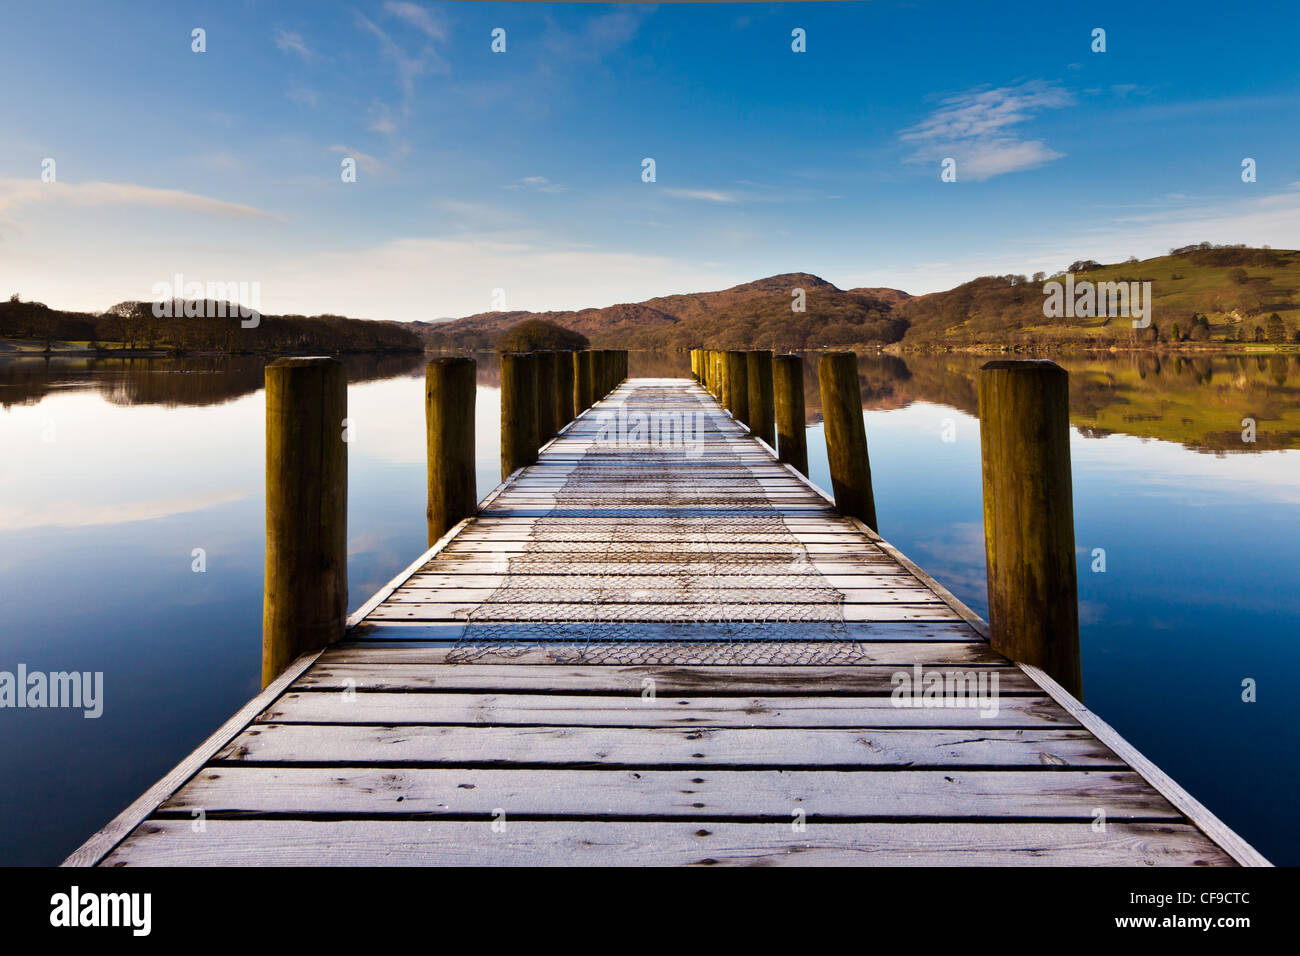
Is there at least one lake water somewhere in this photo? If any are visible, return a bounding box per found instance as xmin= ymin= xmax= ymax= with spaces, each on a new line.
xmin=1 ymin=349 xmax=1297 ymax=865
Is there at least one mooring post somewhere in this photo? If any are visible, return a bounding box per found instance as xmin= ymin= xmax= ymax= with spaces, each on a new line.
xmin=500 ymin=351 xmax=539 ymax=479
xmin=773 ymin=353 xmax=808 ymax=475
xmin=557 ymin=349 xmax=575 ymax=428
xmin=725 ymin=350 xmax=749 ymax=424
xmin=719 ymin=350 xmax=731 ymax=408
xmin=713 ymin=350 xmax=723 ymax=399
xmin=535 ymin=350 xmax=558 ymax=443
xmin=818 ymin=351 xmax=877 ymax=530
xmin=747 ymin=349 xmax=775 ymax=446
xmin=978 ymin=360 xmax=1082 ymax=698
xmin=593 ymin=350 xmax=609 ymax=401
xmin=262 ymin=357 xmax=347 ymax=687
xmin=690 ymin=349 xmax=699 ymax=382
xmin=424 ymin=356 xmax=476 ymax=547
xmin=576 ymin=350 xmax=593 ymax=412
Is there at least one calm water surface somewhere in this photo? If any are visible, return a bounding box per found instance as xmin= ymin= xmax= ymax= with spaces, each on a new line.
xmin=1 ymin=350 xmax=1297 ymax=864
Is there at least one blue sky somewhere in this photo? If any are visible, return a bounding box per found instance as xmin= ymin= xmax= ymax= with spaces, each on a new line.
xmin=2 ymin=0 xmax=1298 ymax=321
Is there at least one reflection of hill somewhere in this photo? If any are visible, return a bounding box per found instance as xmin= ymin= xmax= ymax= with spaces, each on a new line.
xmin=853 ymin=352 xmax=1300 ymax=453
xmin=14 ymin=350 xmax=1294 ymax=452
xmin=0 ymin=353 xmax=426 ymax=409
xmin=723 ymin=351 xmax=1300 ymax=452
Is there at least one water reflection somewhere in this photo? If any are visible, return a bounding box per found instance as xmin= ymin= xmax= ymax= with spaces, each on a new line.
xmin=0 ymin=352 xmax=427 ymax=409
xmin=635 ymin=350 xmax=1300 ymax=453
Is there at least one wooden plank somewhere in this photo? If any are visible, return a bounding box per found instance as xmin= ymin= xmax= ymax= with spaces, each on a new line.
xmin=404 ymin=573 xmax=923 ymax=589
xmin=101 ymin=819 xmax=1235 ymax=867
xmin=437 ymin=541 xmax=885 ymax=555
xmin=381 ymin=587 xmax=945 ymax=605
xmin=333 ymin=633 xmax=993 ymax=658
xmin=259 ymin=691 xmax=1076 ymax=728
xmin=217 ymin=724 xmax=1119 ymax=767
xmin=290 ymin=663 xmax=1035 ymax=694
xmin=413 ymin=560 xmax=906 ymax=575
xmin=364 ymin=602 xmax=961 ymax=622
xmin=156 ymin=767 xmax=1179 ymax=819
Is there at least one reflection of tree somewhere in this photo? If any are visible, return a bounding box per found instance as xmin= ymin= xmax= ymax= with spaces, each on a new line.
xmin=0 ymin=353 xmax=426 ymax=409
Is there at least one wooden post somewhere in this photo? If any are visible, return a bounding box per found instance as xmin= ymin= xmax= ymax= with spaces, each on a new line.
xmin=712 ymin=350 xmax=722 ymax=399
xmin=690 ymin=349 xmax=699 ymax=382
xmin=425 ymin=356 xmax=476 ymax=547
xmin=263 ymin=357 xmax=347 ymax=687
xmin=719 ymin=350 xmax=732 ymax=408
xmin=747 ymin=349 xmax=775 ymax=446
xmin=500 ymin=352 xmax=538 ymax=479
xmin=556 ymin=349 xmax=575 ymax=428
xmin=773 ymin=353 xmax=808 ymax=475
xmin=575 ymin=350 xmax=593 ymax=412
xmin=978 ymin=360 xmax=1082 ymax=698
xmin=818 ymin=351 xmax=877 ymax=530
xmin=592 ymin=350 xmax=606 ymax=400
xmin=725 ymin=350 xmax=749 ymax=424
xmin=535 ymin=350 xmax=558 ymax=443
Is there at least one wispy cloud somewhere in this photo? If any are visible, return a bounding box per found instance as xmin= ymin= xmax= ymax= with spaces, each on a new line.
xmin=662 ymin=188 xmax=738 ymax=203
xmin=0 ymin=491 xmax=250 ymax=531
xmin=0 ymin=179 xmax=272 ymax=219
xmin=274 ymin=30 xmax=311 ymax=59
xmin=327 ymin=146 xmax=387 ymax=176
xmin=287 ymin=87 xmax=320 ymax=108
xmin=355 ymin=4 xmax=447 ymax=120
xmin=503 ymin=176 xmax=567 ymax=194
xmin=384 ymin=2 xmax=445 ymax=41
xmin=901 ymin=81 xmax=1074 ymax=180
xmin=543 ymin=9 xmax=648 ymax=62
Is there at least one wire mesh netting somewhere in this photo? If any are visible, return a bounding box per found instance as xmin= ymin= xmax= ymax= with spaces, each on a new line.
xmin=450 ymin=385 xmax=864 ymax=661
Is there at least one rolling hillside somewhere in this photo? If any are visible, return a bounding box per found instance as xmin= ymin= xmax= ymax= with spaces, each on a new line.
xmin=418 ymin=274 xmax=911 ymax=350
xmin=420 ymin=244 xmax=1300 ymax=351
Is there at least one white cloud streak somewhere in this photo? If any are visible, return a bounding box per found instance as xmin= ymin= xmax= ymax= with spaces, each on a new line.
xmin=901 ymin=81 xmax=1073 ymax=180
xmin=0 ymin=179 xmax=272 ymax=220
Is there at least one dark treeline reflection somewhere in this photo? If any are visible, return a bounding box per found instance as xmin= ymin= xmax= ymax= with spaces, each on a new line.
xmin=6 ymin=349 xmax=1297 ymax=453
xmin=0 ymin=352 xmax=427 ymax=409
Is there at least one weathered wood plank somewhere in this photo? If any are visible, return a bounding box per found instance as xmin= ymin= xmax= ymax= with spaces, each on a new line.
xmin=364 ymin=602 xmax=962 ymax=622
xmin=217 ymin=724 xmax=1119 ymax=767
xmin=259 ymin=691 xmax=1075 ymax=728
xmin=103 ymin=820 xmax=1233 ymax=866
xmin=291 ymin=662 xmax=1034 ymax=694
xmin=404 ymin=573 xmax=923 ymax=589
xmin=333 ymin=633 xmax=994 ymax=658
xmin=381 ymin=587 xmax=945 ymax=605
xmin=157 ymin=766 xmax=1178 ymax=819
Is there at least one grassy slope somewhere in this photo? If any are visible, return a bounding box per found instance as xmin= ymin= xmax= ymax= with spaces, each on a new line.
xmin=899 ymin=248 xmax=1300 ymax=346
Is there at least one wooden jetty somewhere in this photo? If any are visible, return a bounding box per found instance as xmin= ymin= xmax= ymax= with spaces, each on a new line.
xmin=66 ymin=353 xmax=1268 ymax=866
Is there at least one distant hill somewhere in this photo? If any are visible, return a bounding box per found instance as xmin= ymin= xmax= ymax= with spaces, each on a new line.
xmin=418 ymin=244 xmax=1300 ymax=351
xmin=420 ymin=273 xmax=912 ymax=351
xmin=896 ymin=245 xmax=1300 ymax=348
